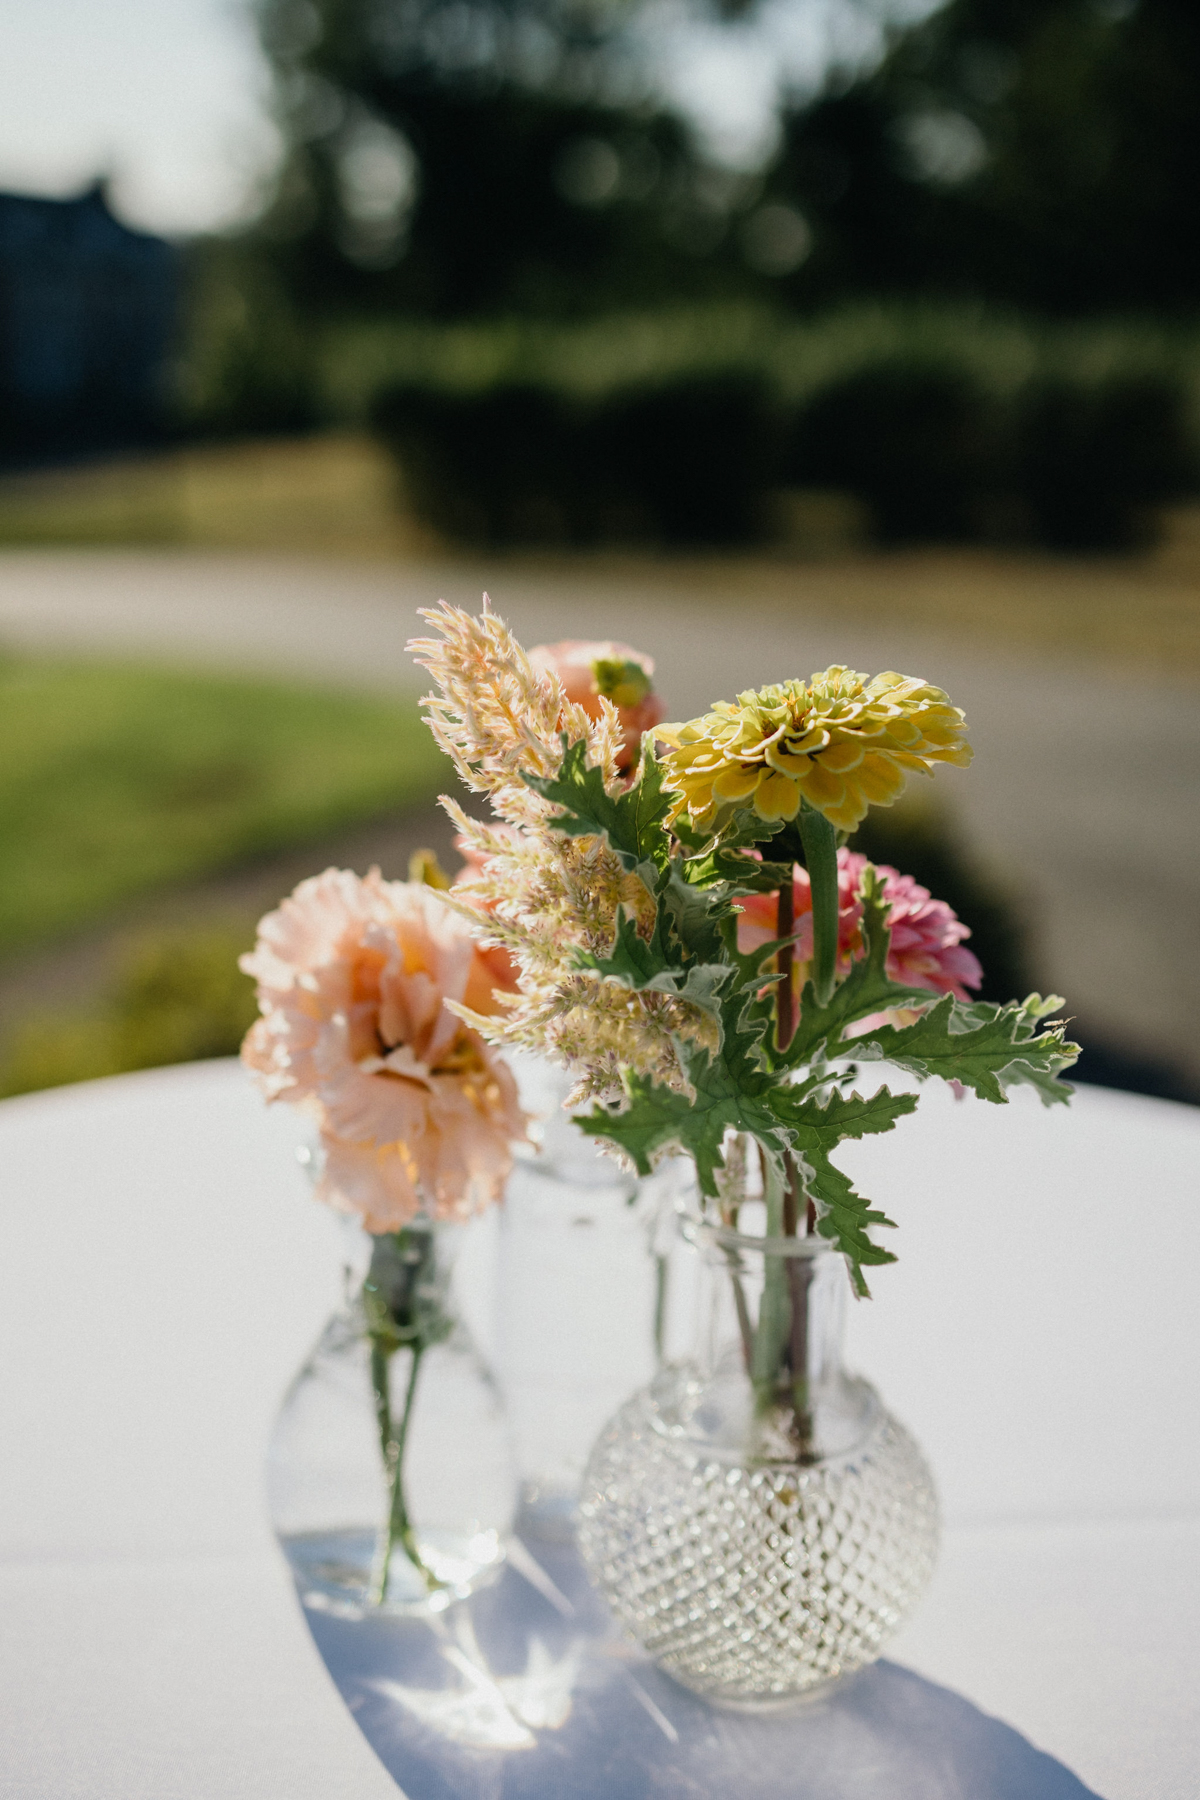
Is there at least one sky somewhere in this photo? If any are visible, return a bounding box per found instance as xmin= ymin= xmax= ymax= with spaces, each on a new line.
xmin=0 ymin=0 xmax=279 ymax=235
xmin=0 ymin=0 xmax=937 ymax=237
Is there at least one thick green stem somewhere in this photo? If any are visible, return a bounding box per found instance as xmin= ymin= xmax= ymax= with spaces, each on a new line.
xmin=776 ymin=877 xmax=796 ymax=1052
xmin=748 ymin=1152 xmax=815 ymax=1456
xmin=752 ymin=1153 xmax=792 ymax=1393
xmin=797 ymin=805 xmax=840 ymax=1006
xmin=368 ymin=1335 xmax=441 ymax=1605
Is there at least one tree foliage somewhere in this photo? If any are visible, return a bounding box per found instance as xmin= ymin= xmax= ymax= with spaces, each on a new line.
xmin=766 ymin=0 xmax=1200 ymax=312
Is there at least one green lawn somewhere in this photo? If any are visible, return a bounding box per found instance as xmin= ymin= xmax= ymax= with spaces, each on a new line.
xmin=0 ymin=657 xmax=447 ymax=957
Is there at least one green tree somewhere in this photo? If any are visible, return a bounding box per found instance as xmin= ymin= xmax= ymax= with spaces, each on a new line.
xmin=768 ymin=0 xmax=1200 ymax=311
xmin=252 ymin=0 xmax=763 ymax=318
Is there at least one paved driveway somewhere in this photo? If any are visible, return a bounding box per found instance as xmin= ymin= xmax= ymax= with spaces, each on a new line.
xmin=2 ymin=549 xmax=1197 ymax=1083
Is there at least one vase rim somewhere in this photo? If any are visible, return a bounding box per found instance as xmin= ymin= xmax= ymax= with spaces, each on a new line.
xmin=678 ymin=1200 xmax=837 ymax=1260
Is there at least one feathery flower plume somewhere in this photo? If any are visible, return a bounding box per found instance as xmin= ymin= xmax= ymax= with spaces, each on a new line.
xmin=408 ymin=597 xmax=622 ymax=823
xmin=408 ymin=599 xmax=716 ymax=1105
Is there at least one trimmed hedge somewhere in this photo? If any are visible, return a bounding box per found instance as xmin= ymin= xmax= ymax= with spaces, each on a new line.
xmin=375 ymin=374 xmax=780 ymax=546
xmin=373 ymin=357 xmax=1197 ymax=550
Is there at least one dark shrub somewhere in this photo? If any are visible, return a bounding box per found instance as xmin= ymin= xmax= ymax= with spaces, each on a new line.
xmin=588 ymin=374 xmax=779 ymax=546
xmin=1013 ymin=375 xmax=1197 ymax=551
xmin=372 ymin=383 xmax=583 ymax=545
xmin=782 ymin=360 xmax=994 ymax=543
xmin=374 ymin=373 xmax=778 ymax=547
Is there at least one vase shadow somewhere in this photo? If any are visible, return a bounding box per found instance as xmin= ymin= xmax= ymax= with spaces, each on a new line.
xmin=292 ymin=1536 xmax=1105 ymax=1800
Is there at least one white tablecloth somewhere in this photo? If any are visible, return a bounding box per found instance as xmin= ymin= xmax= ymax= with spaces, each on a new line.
xmin=1 ymin=1061 xmax=1197 ymax=1799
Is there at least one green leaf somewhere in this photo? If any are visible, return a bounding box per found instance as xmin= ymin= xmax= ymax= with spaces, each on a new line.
xmin=798 ymin=1151 xmax=899 ymax=1297
xmin=576 ymin=1055 xmax=786 ymax=1196
xmin=768 ymin=1085 xmax=918 ymax=1295
xmin=525 ymin=735 xmax=671 ymax=873
xmin=858 ymin=992 xmax=1078 ymax=1104
xmin=580 ymin=908 xmax=732 ymax=1018
xmin=672 ymin=811 xmax=793 ymax=893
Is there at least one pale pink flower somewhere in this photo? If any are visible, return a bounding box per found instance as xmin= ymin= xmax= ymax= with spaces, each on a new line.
xmin=241 ymin=869 xmax=528 ymax=1231
xmin=736 ymin=848 xmax=981 ymax=1004
xmin=529 ymin=639 xmax=666 ymax=771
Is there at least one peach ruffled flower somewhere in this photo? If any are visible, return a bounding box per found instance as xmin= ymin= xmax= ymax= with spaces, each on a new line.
xmin=529 ymin=639 xmax=666 ymax=771
xmin=240 ymin=869 xmax=528 ymax=1232
xmin=737 ymin=848 xmax=982 ymax=1004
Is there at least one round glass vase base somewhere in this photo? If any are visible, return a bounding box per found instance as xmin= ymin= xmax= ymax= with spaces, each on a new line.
xmin=579 ymin=1380 xmax=939 ymax=1708
xmin=655 ymin=1660 xmax=860 ymax=1716
xmin=282 ymin=1526 xmax=507 ymax=1621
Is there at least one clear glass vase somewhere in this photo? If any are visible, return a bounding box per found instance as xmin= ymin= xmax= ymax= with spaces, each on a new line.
xmin=498 ymin=1053 xmax=686 ymax=1540
xmin=578 ymin=1203 xmax=939 ymax=1707
xmin=268 ymin=1218 xmax=516 ymax=1619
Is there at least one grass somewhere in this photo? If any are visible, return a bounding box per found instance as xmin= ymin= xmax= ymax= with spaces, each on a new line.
xmin=0 ymin=656 xmax=448 ymax=958
xmin=0 ymin=922 xmax=260 ymax=1098
xmin=0 ymin=434 xmax=427 ymax=555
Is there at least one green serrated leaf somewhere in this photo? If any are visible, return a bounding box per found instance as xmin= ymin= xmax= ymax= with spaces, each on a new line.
xmin=577 ymin=1053 xmax=785 ymax=1196
xmin=859 ymin=992 xmax=1078 ymax=1104
xmin=525 ymin=735 xmax=671 ymax=872
xmin=580 ymin=912 xmax=733 ymax=1017
xmin=764 ymin=1085 xmax=918 ymax=1292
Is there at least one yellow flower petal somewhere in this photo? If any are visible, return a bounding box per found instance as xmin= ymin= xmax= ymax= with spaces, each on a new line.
xmin=798 ymin=760 xmax=846 ymax=812
xmin=764 ymin=743 xmax=816 ymax=778
xmin=656 ymin=664 xmax=970 ymax=835
xmin=855 ymin=754 xmax=908 ymax=803
xmin=824 ymin=791 xmax=869 ymax=831
xmin=817 ymin=738 xmax=865 ymax=775
xmin=712 ymin=763 xmax=762 ymax=801
xmin=752 ymin=770 xmax=802 ymax=822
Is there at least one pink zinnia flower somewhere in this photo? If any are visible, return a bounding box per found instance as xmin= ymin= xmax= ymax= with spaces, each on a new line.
xmin=736 ymin=848 xmax=981 ymax=1005
xmin=240 ymin=869 xmax=528 ymax=1232
xmin=529 ymin=639 xmax=666 ymax=771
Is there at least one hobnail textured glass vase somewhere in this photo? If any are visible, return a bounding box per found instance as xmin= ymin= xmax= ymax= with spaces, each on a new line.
xmin=578 ymin=1206 xmax=939 ymax=1707
xmin=268 ymin=1218 xmax=516 ymax=1618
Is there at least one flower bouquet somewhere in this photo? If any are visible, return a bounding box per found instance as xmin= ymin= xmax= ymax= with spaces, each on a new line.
xmin=406 ymin=597 xmax=1078 ymax=1700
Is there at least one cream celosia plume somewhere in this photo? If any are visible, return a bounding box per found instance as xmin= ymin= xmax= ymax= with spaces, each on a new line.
xmin=409 ymin=597 xmax=623 ymax=823
xmin=409 ymin=599 xmax=716 ymax=1106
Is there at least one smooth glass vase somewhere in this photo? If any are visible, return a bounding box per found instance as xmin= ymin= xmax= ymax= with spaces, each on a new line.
xmin=498 ymin=1053 xmax=682 ymax=1540
xmin=578 ymin=1206 xmax=939 ymax=1707
xmin=268 ymin=1219 xmax=516 ymax=1619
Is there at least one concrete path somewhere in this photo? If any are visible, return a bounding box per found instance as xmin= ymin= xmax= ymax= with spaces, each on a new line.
xmin=2 ymin=549 xmax=1197 ymax=1083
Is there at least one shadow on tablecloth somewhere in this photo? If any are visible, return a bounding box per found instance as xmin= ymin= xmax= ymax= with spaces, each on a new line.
xmin=298 ymin=1538 xmax=1103 ymax=1800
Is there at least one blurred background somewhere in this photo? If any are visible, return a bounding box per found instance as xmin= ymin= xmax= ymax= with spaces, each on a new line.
xmin=0 ymin=0 xmax=1197 ymax=1103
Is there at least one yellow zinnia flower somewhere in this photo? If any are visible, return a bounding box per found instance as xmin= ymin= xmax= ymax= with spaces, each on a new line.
xmin=655 ymin=666 xmax=972 ymax=835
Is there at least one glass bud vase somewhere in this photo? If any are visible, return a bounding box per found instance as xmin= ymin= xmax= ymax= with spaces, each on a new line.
xmin=578 ymin=1205 xmax=939 ymax=1707
xmin=268 ymin=1218 xmax=516 ymax=1619
xmin=498 ymin=1053 xmax=665 ymax=1540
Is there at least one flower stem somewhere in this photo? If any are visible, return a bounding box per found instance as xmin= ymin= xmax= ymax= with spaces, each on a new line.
xmin=776 ymin=877 xmax=796 ymax=1052
xmin=368 ymin=1334 xmax=442 ymax=1605
xmin=797 ymin=805 xmax=839 ymax=1006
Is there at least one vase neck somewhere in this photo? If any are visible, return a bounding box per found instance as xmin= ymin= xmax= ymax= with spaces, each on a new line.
xmin=340 ymin=1219 xmax=458 ymax=1346
xmin=672 ymin=1214 xmax=867 ymax=1464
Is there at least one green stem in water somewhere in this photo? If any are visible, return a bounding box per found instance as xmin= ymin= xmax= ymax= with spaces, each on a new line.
xmin=368 ymin=1334 xmax=442 ymax=1605
xmin=797 ymin=804 xmax=840 ymax=1006
xmin=752 ymin=1153 xmax=792 ymax=1396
